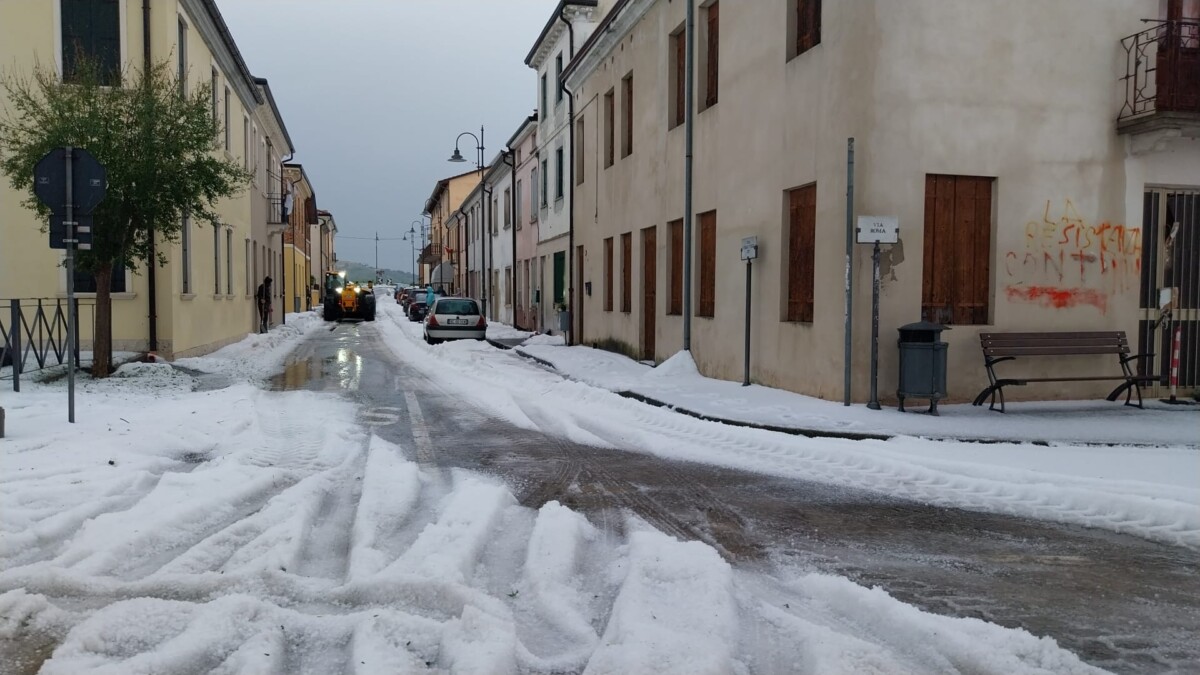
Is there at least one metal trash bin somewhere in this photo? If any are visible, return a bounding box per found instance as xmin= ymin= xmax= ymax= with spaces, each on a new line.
xmin=897 ymin=321 xmax=948 ymax=415
xmin=558 ymin=310 xmax=571 ymax=333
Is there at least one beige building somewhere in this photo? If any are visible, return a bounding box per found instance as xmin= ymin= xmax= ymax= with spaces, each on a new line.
xmin=281 ymin=164 xmax=317 ymax=315
xmin=564 ymin=0 xmax=1200 ymax=403
xmin=0 ymin=0 xmax=312 ymax=358
xmin=424 ymin=168 xmax=484 ymax=293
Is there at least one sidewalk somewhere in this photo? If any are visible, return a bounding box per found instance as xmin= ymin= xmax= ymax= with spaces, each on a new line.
xmin=514 ymin=344 xmax=1198 ymax=447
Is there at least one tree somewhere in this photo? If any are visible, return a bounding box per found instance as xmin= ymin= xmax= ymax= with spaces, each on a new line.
xmin=0 ymin=58 xmax=249 ymax=376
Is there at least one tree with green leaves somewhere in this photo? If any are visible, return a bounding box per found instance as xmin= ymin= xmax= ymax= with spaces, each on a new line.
xmin=0 ymin=58 xmax=249 ymax=376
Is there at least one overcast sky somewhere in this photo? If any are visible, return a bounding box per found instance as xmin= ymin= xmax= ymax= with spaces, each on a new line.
xmin=216 ymin=0 xmax=555 ymax=274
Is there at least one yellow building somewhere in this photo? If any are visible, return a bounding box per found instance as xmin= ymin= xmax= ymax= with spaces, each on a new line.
xmin=281 ymin=164 xmax=317 ymax=315
xmin=0 ymin=0 xmax=310 ymax=358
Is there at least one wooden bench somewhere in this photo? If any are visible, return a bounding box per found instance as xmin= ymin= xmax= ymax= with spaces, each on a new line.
xmin=973 ymin=331 xmax=1155 ymax=412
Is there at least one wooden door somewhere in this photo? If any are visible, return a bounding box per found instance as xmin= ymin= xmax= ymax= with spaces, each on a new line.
xmin=642 ymin=227 xmax=657 ymax=361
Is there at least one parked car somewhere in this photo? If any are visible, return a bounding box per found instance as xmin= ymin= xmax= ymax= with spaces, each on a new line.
xmin=424 ymin=297 xmax=486 ymax=344
xmin=407 ymin=300 xmax=428 ymax=322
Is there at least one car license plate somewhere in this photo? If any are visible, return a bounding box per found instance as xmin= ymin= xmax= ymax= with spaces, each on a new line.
xmin=447 ymin=318 xmax=468 ymax=325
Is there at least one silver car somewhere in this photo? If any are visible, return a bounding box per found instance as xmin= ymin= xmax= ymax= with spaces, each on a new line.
xmin=424 ymin=297 xmax=487 ymax=344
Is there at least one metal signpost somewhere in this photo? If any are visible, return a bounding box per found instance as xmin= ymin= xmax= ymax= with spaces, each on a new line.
xmin=855 ymin=215 xmax=899 ymax=411
xmin=34 ymin=146 xmax=107 ymax=423
xmin=740 ymin=236 xmax=758 ymax=387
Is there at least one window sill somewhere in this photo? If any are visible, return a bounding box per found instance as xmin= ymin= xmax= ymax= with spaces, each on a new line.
xmin=180 ymin=293 xmax=197 ymax=301
xmin=213 ymin=294 xmax=225 ymax=300
xmin=555 ymin=196 xmax=564 ymax=204
xmin=225 ymin=294 xmax=237 ymax=300
xmin=60 ymin=292 xmax=137 ymax=300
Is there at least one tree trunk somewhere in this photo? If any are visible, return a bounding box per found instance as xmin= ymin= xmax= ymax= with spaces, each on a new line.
xmin=92 ymin=264 xmax=113 ymax=377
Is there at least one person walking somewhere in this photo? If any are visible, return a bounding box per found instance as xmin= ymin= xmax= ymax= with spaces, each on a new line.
xmin=256 ymin=276 xmax=273 ymax=333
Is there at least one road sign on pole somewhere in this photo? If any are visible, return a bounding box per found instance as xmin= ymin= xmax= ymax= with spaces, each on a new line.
xmin=33 ymin=147 xmax=107 ymax=424
xmin=856 ymin=216 xmax=899 ymax=410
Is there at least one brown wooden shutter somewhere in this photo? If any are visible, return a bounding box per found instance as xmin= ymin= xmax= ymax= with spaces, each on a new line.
xmin=698 ymin=211 xmax=716 ymax=317
xmin=669 ymin=219 xmax=683 ymax=314
xmin=706 ymin=3 xmax=719 ymax=107
xmin=675 ymin=33 xmax=686 ymax=126
xmin=605 ymin=91 xmax=615 ymax=167
xmin=622 ymin=232 xmax=633 ymax=312
xmin=604 ymin=237 xmax=614 ymax=311
xmin=797 ymin=0 xmax=821 ymax=55
xmin=622 ymin=75 xmax=634 ymax=157
xmin=787 ymin=185 xmax=816 ymax=322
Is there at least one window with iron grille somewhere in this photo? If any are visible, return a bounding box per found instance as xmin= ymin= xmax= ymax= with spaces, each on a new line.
xmin=922 ymin=174 xmax=994 ymax=325
xmin=621 ymin=232 xmax=632 ymax=313
xmin=785 ymin=184 xmax=816 ymax=322
xmin=668 ymin=219 xmax=683 ymax=315
xmin=604 ymin=237 xmax=614 ymax=311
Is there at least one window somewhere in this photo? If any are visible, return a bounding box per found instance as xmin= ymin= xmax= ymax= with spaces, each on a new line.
xmin=621 ymin=73 xmax=634 ymax=158
xmin=223 ymin=86 xmax=231 ymax=152
xmin=74 ymin=262 xmax=127 ymax=293
xmin=604 ymin=237 xmax=614 ymax=311
xmin=668 ymin=219 xmax=683 ymax=315
xmin=704 ymin=2 xmax=719 ymax=108
xmin=244 ymin=239 xmax=251 ymax=294
xmin=503 ymin=188 xmax=511 ymax=228
xmin=785 ymin=184 xmax=816 ymax=322
xmin=505 ymin=267 xmax=513 ymax=306
xmin=177 ymin=18 xmax=188 ymax=96
xmin=531 ymin=167 xmax=540 ymax=216
xmin=621 ymin=232 xmax=632 ymax=313
xmin=792 ymin=0 xmax=821 ymax=59
xmin=697 ymin=211 xmax=716 ymax=317
xmin=213 ymin=225 xmax=221 ymax=294
xmin=541 ymin=73 xmax=548 ymax=113
xmin=181 ymin=214 xmax=192 ymax=294
xmin=576 ymin=118 xmax=585 ymax=185
xmin=243 ymin=117 xmax=250 ymax=170
xmin=541 ymin=159 xmax=549 ymax=207
xmin=555 ymin=53 xmax=564 ymax=103
xmin=61 ymin=0 xmax=120 ymax=85
xmin=604 ymin=89 xmax=615 ymax=168
xmin=555 ymin=147 xmax=564 ymax=200
xmin=923 ymin=174 xmax=994 ymax=325
xmin=515 ymin=179 xmax=523 ymax=226
xmin=211 ymin=68 xmax=218 ymax=123
xmin=225 ymin=229 xmax=233 ymax=295
xmin=492 ymin=197 xmax=499 ymax=234
xmin=670 ymin=29 xmax=685 ymax=128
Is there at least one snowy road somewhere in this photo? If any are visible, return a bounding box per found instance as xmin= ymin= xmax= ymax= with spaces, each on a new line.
xmin=0 ymin=303 xmax=1196 ymax=673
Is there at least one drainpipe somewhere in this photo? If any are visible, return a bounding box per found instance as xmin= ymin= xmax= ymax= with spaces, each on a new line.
xmin=503 ymin=150 xmax=517 ymax=325
xmin=561 ymin=3 xmax=578 ymax=345
xmin=683 ymin=0 xmax=695 ymax=351
xmin=143 ymin=0 xmax=158 ymax=354
xmin=279 ymin=152 xmax=294 ymax=325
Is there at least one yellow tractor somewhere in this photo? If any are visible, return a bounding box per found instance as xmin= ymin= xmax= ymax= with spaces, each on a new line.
xmin=322 ymin=271 xmax=376 ymax=321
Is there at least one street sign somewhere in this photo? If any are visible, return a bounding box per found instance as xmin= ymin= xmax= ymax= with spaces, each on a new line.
xmin=740 ymin=236 xmax=759 ymax=261
xmin=34 ymin=147 xmax=107 ymax=215
xmin=856 ymin=215 xmax=899 ymax=244
xmin=49 ymin=215 xmax=94 ymax=250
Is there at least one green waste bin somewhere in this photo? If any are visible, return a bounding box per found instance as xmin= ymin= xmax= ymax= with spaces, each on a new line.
xmin=897 ymin=321 xmax=948 ymax=415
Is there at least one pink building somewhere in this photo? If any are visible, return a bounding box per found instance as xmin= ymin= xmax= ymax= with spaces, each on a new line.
xmin=508 ymin=115 xmax=540 ymax=331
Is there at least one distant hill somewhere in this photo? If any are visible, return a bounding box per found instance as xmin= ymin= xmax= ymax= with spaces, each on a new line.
xmin=337 ymin=260 xmax=415 ymax=286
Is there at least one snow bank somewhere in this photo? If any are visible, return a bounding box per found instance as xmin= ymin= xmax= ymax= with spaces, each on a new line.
xmin=174 ymin=310 xmax=325 ymax=381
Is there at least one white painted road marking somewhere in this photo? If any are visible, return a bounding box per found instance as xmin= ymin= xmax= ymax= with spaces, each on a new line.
xmin=362 ymin=406 xmax=402 ymax=427
xmin=404 ymin=392 xmax=434 ymax=463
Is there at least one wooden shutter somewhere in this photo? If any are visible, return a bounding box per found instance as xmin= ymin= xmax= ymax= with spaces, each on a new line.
xmin=669 ymin=219 xmax=683 ymax=314
xmin=622 ymin=75 xmax=634 ymax=157
xmin=922 ymin=175 xmax=992 ymax=325
xmin=622 ymin=232 xmax=633 ymax=312
xmin=787 ymin=184 xmax=816 ymax=322
xmin=604 ymin=237 xmax=614 ymax=311
xmin=797 ymin=0 xmax=821 ymax=55
xmin=605 ymin=91 xmax=615 ymax=167
xmin=706 ymin=3 xmax=719 ymax=107
xmin=674 ymin=33 xmax=686 ymax=126
xmin=698 ymin=212 xmax=716 ymax=317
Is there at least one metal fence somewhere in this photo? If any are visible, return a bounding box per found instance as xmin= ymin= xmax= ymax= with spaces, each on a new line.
xmin=0 ymin=298 xmax=96 ymax=391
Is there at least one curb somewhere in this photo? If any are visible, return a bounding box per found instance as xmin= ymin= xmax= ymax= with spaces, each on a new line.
xmin=511 ymin=348 xmax=1192 ymax=448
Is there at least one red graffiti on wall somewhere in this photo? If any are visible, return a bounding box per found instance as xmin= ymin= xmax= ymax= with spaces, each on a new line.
xmin=1004 ymin=285 xmax=1109 ymax=313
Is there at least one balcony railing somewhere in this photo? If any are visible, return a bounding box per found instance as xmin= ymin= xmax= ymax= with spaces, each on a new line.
xmin=1119 ymin=19 xmax=1200 ymax=123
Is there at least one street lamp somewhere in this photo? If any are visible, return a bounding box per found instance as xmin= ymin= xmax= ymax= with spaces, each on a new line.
xmin=404 ymin=225 xmax=417 ymax=287
xmin=449 ymin=126 xmax=487 ymax=315
xmin=410 ymin=219 xmax=428 ymax=285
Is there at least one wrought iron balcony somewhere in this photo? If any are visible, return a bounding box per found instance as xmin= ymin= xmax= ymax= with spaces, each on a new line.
xmin=1119 ymin=19 xmax=1200 ymax=132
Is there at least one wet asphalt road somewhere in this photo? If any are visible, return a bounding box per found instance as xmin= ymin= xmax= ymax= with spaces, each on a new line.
xmin=269 ymin=321 xmax=1200 ymax=674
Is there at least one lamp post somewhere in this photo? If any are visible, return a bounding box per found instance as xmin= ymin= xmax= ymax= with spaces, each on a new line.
xmin=404 ymin=225 xmax=417 ymax=287
xmin=449 ymin=126 xmax=486 ymax=315
xmin=411 ymin=219 xmax=428 ymax=285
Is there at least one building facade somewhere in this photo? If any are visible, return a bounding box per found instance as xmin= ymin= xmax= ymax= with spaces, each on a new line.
xmin=0 ymin=0 xmax=316 ymax=359
xmin=281 ymin=164 xmax=316 ymax=315
xmin=564 ymin=0 xmax=1200 ymax=403
xmin=424 ymin=168 xmax=483 ymax=293
xmin=509 ymin=116 xmax=540 ymax=330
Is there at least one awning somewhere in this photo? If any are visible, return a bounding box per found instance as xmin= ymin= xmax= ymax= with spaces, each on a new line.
xmin=429 ymin=262 xmax=455 ymax=284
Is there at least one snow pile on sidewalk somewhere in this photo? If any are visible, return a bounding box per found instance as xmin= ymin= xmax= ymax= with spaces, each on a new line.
xmin=377 ymin=301 xmax=1200 ymax=550
xmin=487 ymin=322 xmax=534 ymax=342
xmin=518 ymin=344 xmax=1199 ymax=447
xmin=174 ymin=310 xmax=325 ymax=381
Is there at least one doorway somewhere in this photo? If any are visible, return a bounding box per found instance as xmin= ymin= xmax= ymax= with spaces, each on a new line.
xmin=642 ymin=226 xmax=657 ymax=361
xmin=1138 ymin=188 xmax=1199 ymax=389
